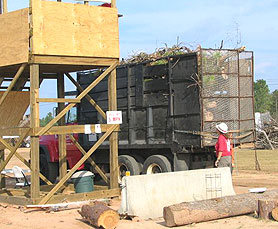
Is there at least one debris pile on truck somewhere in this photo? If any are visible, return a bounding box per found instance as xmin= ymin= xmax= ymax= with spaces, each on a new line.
xmin=120 ymin=44 xmax=195 ymax=65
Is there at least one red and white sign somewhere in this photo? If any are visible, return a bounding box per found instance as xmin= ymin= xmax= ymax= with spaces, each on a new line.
xmin=106 ymin=111 xmax=122 ymax=124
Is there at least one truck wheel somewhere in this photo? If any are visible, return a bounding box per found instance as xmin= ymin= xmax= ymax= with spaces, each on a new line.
xmin=40 ymin=154 xmax=58 ymax=184
xmin=142 ymin=155 xmax=172 ymax=174
xmin=118 ymin=155 xmax=140 ymax=178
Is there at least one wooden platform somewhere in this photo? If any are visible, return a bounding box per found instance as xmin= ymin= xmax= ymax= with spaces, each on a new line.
xmin=0 ymin=1 xmax=119 ymax=75
xmin=0 ymin=185 xmax=120 ymax=205
xmin=0 ymin=0 xmax=120 ymax=205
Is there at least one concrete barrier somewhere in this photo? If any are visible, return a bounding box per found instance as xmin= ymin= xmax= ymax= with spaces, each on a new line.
xmin=119 ymin=167 xmax=235 ymax=219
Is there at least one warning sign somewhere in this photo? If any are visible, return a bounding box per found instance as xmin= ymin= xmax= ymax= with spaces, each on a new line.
xmin=106 ymin=111 xmax=122 ymax=124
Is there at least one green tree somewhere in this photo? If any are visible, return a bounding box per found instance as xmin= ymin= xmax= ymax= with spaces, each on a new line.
xmin=270 ymin=90 xmax=278 ymax=120
xmin=40 ymin=112 xmax=54 ymax=127
xmin=254 ymin=79 xmax=271 ymax=112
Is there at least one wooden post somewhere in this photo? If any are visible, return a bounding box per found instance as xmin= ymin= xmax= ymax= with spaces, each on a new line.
xmin=65 ymin=73 xmax=106 ymax=119
xmin=30 ymin=64 xmax=40 ymax=199
xmin=57 ymin=74 xmax=67 ymax=180
xmin=108 ymin=69 xmax=119 ymax=189
xmin=111 ymin=0 xmax=116 ymax=8
xmin=0 ymin=149 xmax=5 ymax=188
xmin=39 ymin=125 xmax=117 ymax=204
xmin=2 ymin=0 xmax=7 ymax=13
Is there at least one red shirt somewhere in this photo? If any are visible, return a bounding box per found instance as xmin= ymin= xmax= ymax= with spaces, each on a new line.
xmin=215 ymin=134 xmax=232 ymax=157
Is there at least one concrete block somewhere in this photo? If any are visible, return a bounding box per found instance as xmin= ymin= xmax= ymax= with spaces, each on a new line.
xmin=119 ymin=167 xmax=235 ymax=219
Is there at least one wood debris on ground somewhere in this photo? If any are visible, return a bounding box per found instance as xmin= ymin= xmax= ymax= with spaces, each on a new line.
xmin=256 ymin=114 xmax=278 ymax=149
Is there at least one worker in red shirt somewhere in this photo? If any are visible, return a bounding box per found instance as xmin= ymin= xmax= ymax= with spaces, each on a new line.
xmin=215 ymin=122 xmax=232 ymax=173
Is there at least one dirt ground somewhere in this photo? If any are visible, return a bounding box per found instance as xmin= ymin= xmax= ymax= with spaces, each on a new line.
xmin=1 ymin=149 xmax=278 ymax=229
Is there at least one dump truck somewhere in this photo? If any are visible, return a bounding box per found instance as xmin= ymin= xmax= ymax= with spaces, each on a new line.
xmin=39 ymin=48 xmax=255 ymax=180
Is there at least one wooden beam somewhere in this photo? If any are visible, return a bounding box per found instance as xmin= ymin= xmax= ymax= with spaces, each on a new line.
xmin=0 ymin=127 xmax=30 ymax=137
xmin=0 ymin=64 xmax=27 ymax=107
xmin=76 ymin=61 xmax=118 ymax=100
xmin=69 ymin=135 xmax=109 ymax=184
xmin=0 ymin=195 xmax=33 ymax=205
xmin=37 ymin=104 xmax=74 ymax=136
xmin=57 ymin=74 xmax=67 ymax=180
xmin=39 ymin=124 xmax=117 ymax=204
xmin=30 ymin=55 xmax=118 ymax=66
xmin=0 ymin=188 xmax=30 ymax=196
xmin=37 ymin=62 xmax=117 ymax=136
xmin=43 ymin=188 xmax=120 ymax=204
xmin=108 ymin=69 xmax=119 ymax=189
xmin=0 ymin=138 xmax=52 ymax=185
xmin=35 ymin=124 xmax=119 ymax=136
xmin=36 ymin=98 xmax=80 ymax=103
xmin=65 ymin=73 xmax=106 ymax=119
xmin=30 ymin=64 xmax=40 ymax=199
xmin=0 ymin=77 xmax=4 ymax=86
xmin=3 ymin=0 xmax=7 ymax=13
xmin=0 ymin=129 xmax=29 ymax=173
xmin=111 ymin=0 xmax=116 ymax=8
xmin=0 ymin=150 xmax=5 ymax=188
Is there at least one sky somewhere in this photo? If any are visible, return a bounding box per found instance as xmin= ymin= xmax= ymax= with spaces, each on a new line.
xmin=7 ymin=0 xmax=278 ymax=117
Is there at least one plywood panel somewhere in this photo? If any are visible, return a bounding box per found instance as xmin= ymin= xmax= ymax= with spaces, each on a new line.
xmin=0 ymin=91 xmax=29 ymax=128
xmin=32 ymin=2 xmax=119 ymax=59
xmin=0 ymin=9 xmax=29 ymax=68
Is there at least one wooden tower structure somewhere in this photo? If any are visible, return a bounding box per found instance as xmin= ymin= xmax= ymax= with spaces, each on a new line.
xmin=0 ymin=0 xmax=120 ymax=204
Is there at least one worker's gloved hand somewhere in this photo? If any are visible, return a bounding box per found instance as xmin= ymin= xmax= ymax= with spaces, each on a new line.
xmin=232 ymin=163 xmax=235 ymax=168
xmin=215 ymin=160 xmax=219 ymax=167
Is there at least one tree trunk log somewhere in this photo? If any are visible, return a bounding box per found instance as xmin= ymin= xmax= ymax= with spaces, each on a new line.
xmin=258 ymin=199 xmax=278 ymax=219
xmin=79 ymin=203 xmax=119 ymax=229
xmin=163 ymin=190 xmax=278 ymax=227
xmin=272 ymin=207 xmax=278 ymax=221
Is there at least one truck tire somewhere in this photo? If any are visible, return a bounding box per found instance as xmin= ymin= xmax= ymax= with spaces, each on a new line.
xmin=40 ymin=154 xmax=58 ymax=184
xmin=142 ymin=155 xmax=172 ymax=174
xmin=118 ymin=155 xmax=140 ymax=178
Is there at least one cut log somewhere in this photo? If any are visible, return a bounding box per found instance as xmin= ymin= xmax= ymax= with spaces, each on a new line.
xmin=163 ymin=189 xmax=278 ymax=227
xmin=258 ymin=199 xmax=278 ymax=219
xmin=272 ymin=207 xmax=278 ymax=221
xmin=79 ymin=203 xmax=119 ymax=229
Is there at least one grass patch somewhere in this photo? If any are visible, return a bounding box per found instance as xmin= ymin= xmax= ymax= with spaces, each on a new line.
xmin=235 ymin=149 xmax=278 ymax=172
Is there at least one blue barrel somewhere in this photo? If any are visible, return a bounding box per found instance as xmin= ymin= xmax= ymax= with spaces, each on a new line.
xmin=71 ymin=171 xmax=94 ymax=193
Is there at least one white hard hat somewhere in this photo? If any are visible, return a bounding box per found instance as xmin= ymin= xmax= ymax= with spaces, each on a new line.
xmin=216 ymin=123 xmax=228 ymax=134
